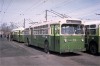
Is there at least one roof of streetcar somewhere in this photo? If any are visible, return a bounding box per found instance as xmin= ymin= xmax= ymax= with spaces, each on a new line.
xmin=83 ymin=20 xmax=100 ymax=25
xmin=12 ymin=27 xmax=25 ymax=32
xmin=30 ymin=18 xmax=82 ymax=28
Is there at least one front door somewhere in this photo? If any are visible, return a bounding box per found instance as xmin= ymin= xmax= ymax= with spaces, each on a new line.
xmin=51 ymin=25 xmax=56 ymax=51
xmin=51 ymin=24 xmax=60 ymax=51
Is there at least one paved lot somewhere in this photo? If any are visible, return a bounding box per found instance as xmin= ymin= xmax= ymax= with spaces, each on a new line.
xmin=0 ymin=37 xmax=100 ymax=66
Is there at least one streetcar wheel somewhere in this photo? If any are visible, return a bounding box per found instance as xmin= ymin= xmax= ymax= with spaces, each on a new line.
xmin=89 ymin=44 xmax=98 ymax=55
xmin=44 ymin=41 xmax=49 ymax=54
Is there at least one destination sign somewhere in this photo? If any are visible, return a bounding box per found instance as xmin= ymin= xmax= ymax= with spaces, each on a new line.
xmin=66 ymin=20 xmax=81 ymax=24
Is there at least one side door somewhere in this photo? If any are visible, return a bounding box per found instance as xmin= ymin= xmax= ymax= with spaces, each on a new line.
xmin=98 ymin=25 xmax=100 ymax=53
xmin=98 ymin=24 xmax=100 ymax=36
xmin=85 ymin=25 xmax=89 ymax=44
xmin=51 ymin=24 xmax=60 ymax=51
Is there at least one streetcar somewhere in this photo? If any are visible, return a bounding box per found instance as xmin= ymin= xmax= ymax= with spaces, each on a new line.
xmin=24 ymin=18 xmax=85 ymax=53
xmin=84 ymin=20 xmax=100 ymax=55
xmin=11 ymin=27 xmax=25 ymax=42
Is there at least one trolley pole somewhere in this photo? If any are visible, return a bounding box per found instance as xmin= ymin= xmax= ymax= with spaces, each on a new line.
xmin=23 ymin=18 xmax=25 ymax=28
xmin=96 ymin=13 xmax=100 ymax=15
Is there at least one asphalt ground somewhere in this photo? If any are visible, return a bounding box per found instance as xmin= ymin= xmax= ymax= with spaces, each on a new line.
xmin=0 ymin=37 xmax=100 ymax=66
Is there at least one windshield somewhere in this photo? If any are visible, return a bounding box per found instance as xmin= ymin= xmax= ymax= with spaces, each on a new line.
xmin=61 ymin=24 xmax=84 ymax=34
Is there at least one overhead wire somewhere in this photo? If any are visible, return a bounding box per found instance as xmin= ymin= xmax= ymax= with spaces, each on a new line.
xmin=0 ymin=0 xmax=4 ymax=13
xmin=49 ymin=0 xmax=74 ymax=18
xmin=51 ymin=0 xmax=73 ymax=9
xmin=1 ymin=0 xmax=49 ymax=28
xmin=51 ymin=0 xmax=100 ymax=19
xmin=13 ymin=0 xmax=49 ymax=25
xmin=0 ymin=0 xmax=4 ymax=23
xmin=41 ymin=0 xmax=72 ymax=20
xmin=15 ymin=11 xmax=45 ymax=28
xmin=1 ymin=0 xmax=13 ymax=23
xmin=21 ymin=0 xmax=48 ymax=13
xmin=4 ymin=0 xmax=13 ymax=13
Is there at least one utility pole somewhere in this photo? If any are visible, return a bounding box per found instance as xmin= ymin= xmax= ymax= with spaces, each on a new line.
xmin=45 ymin=10 xmax=48 ymax=22
xmin=23 ymin=18 xmax=25 ymax=28
xmin=45 ymin=10 xmax=70 ymax=21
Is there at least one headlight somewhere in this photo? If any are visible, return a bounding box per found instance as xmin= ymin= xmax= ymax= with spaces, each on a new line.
xmin=81 ymin=39 xmax=84 ymax=41
xmin=64 ymin=39 xmax=67 ymax=42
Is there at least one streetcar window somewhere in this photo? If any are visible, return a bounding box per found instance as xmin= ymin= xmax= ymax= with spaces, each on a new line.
xmin=89 ymin=29 xmax=96 ymax=35
xmin=90 ymin=25 xmax=96 ymax=28
xmin=61 ymin=24 xmax=84 ymax=34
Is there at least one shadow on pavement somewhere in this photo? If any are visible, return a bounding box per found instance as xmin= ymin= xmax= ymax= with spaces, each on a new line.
xmin=50 ymin=52 xmax=81 ymax=57
xmin=28 ymin=45 xmax=81 ymax=57
xmin=27 ymin=45 xmax=45 ymax=53
xmin=82 ymin=51 xmax=100 ymax=56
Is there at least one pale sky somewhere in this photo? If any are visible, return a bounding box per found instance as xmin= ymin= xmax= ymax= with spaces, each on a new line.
xmin=0 ymin=0 xmax=100 ymax=28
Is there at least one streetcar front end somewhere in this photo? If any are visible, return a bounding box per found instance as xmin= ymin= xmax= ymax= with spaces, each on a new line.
xmin=59 ymin=20 xmax=85 ymax=53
